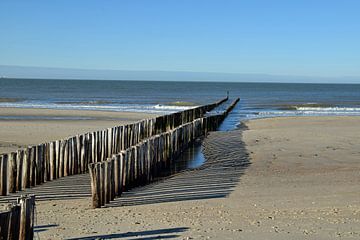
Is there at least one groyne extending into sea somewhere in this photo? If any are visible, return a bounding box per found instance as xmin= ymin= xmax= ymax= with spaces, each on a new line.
xmin=0 ymin=97 xmax=239 ymax=238
xmin=0 ymin=97 xmax=237 ymax=198
xmin=88 ymin=98 xmax=239 ymax=208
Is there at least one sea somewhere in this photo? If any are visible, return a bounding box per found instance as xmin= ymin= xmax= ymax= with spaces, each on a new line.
xmin=1 ymin=78 xmax=359 ymax=170
xmin=1 ymin=78 xmax=360 ymax=131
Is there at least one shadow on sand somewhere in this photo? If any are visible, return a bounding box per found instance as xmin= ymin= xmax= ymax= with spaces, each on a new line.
xmin=107 ymin=129 xmax=250 ymax=207
xmin=66 ymin=227 xmax=189 ymax=240
xmin=34 ymin=224 xmax=59 ymax=233
xmin=1 ymin=129 xmax=250 ymax=210
xmin=0 ymin=173 xmax=91 ymax=203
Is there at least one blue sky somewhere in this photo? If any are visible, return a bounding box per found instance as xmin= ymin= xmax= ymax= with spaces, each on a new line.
xmin=0 ymin=0 xmax=359 ymax=81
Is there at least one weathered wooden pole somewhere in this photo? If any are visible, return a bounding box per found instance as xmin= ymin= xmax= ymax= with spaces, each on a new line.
xmin=0 ymin=154 xmax=8 ymax=195
xmin=16 ymin=150 xmax=24 ymax=191
xmin=64 ymin=139 xmax=69 ymax=176
xmin=55 ymin=140 xmax=60 ymax=179
xmin=99 ymin=162 xmax=105 ymax=206
xmin=8 ymin=152 xmax=17 ymax=193
xmin=7 ymin=204 xmax=21 ymax=240
xmin=18 ymin=195 xmax=35 ymax=240
xmin=88 ymin=163 xmax=101 ymax=208
xmin=0 ymin=209 xmax=10 ymax=238
xmin=104 ymin=160 xmax=110 ymax=204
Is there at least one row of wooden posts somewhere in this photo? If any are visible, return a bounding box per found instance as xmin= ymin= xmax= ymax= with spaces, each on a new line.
xmin=0 ymin=195 xmax=35 ymax=240
xmin=0 ymin=97 xmax=228 ymax=196
xmin=88 ymin=98 xmax=240 ymax=208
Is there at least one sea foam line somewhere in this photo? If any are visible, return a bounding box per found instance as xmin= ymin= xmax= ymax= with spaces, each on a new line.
xmin=0 ymin=102 xmax=196 ymax=114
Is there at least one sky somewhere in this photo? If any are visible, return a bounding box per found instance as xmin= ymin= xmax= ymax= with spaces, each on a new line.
xmin=0 ymin=0 xmax=360 ymax=82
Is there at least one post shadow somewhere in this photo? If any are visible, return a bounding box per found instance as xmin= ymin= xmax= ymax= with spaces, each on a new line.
xmin=107 ymin=129 xmax=250 ymax=207
xmin=66 ymin=227 xmax=189 ymax=240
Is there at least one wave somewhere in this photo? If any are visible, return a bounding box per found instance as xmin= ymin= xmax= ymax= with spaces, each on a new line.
xmin=154 ymin=104 xmax=196 ymax=110
xmin=277 ymin=103 xmax=335 ymax=110
xmin=296 ymin=106 xmax=360 ymax=112
xmin=0 ymin=101 xmax=196 ymax=114
xmin=255 ymin=108 xmax=360 ymax=118
xmin=56 ymin=100 xmax=115 ymax=105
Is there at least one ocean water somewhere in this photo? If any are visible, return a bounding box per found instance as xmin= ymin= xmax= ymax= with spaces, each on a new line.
xmin=1 ymin=78 xmax=360 ymax=129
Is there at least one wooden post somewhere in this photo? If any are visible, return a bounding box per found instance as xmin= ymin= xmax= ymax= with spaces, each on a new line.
xmin=76 ymin=135 xmax=81 ymax=174
xmin=68 ymin=138 xmax=73 ymax=175
xmin=21 ymin=149 xmax=30 ymax=189
xmin=8 ymin=152 xmax=17 ymax=193
xmin=114 ymin=155 xmax=120 ymax=196
xmin=133 ymin=146 xmax=138 ymax=184
xmin=107 ymin=128 xmax=112 ymax=157
xmin=101 ymin=131 xmax=106 ymax=162
xmin=104 ymin=161 xmax=110 ymax=204
xmin=99 ymin=162 xmax=105 ymax=206
xmin=1 ymin=154 xmax=8 ymax=195
xmin=49 ymin=141 xmax=55 ymax=181
xmin=35 ymin=145 xmax=42 ymax=185
xmin=120 ymin=126 xmax=125 ymax=151
xmin=7 ymin=204 xmax=21 ymax=240
xmin=55 ymin=140 xmax=60 ymax=179
xmin=47 ymin=142 xmax=51 ymax=182
xmin=43 ymin=143 xmax=48 ymax=182
xmin=92 ymin=132 xmax=97 ymax=163
xmin=0 ymin=210 xmax=10 ymax=238
xmin=89 ymin=163 xmax=101 ymax=208
xmin=123 ymin=151 xmax=129 ymax=189
xmin=64 ymin=139 xmax=69 ymax=176
xmin=110 ymin=159 xmax=115 ymax=201
xmin=18 ymin=195 xmax=35 ymax=240
xmin=120 ymin=152 xmax=124 ymax=192
xmin=80 ymin=135 xmax=85 ymax=173
xmin=84 ymin=133 xmax=90 ymax=170
xmin=29 ymin=146 xmax=36 ymax=187
xmin=16 ymin=150 xmax=24 ymax=191
xmin=0 ymin=195 xmax=36 ymax=239
xmin=71 ymin=137 xmax=77 ymax=175
xmin=59 ymin=140 xmax=65 ymax=178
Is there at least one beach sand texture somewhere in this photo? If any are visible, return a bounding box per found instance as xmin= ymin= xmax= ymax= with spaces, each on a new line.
xmin=1 ymin=115 xmax=359 ymax=239
xmin=0 ymin=108 xmax=156 ymax=154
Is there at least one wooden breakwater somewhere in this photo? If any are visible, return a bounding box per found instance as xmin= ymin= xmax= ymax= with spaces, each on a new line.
xmin=0 ymin=195 xmax=35 ymax=240
xmin=0 ymin=97 xmax=228 ymax=196
xmin=89 ymin=98 xmax=240 ymax=208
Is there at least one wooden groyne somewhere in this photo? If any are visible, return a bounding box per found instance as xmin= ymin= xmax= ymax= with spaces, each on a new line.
xmin=0 ymin=195 xmax=35 ymax=240
xmin=89 ymin=98 xmax=239 ymax=208
xmin=0 ymin=97 xmax=228 ymax=197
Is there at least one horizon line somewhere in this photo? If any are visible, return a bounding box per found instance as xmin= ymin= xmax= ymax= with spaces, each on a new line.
xmin=1 ymin=65 xmax=359 ymax=84
xmin=1 ymin=77 xmax=360 ymax=85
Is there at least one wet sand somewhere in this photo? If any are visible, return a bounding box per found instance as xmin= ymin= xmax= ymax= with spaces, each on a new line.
xmin=1 ymin=116 xmax=359 ymax=239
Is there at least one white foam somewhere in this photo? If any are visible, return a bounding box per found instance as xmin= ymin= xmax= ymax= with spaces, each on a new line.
xmin=296 ymin=106 xmax=360 ymax=112
xmin=257 ymin=108 xmax=360 ymax=118
xmin=0 ymin=102 xmax=197 ymax=114
xmin=153 ymin=104 xmax=196 ymax=110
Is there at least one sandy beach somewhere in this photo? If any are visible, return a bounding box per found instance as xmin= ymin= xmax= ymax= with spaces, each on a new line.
xmin=1 ymin=115 xmax=359 ymax=239
xmin=0 ymin=108 xmax=156 ymax=154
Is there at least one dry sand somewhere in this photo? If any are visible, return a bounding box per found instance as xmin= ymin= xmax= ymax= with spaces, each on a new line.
xmin=1 ymin=116 xmax=360 ymax=239
xmin=0 ymin=108 xmax=156 ymax=154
